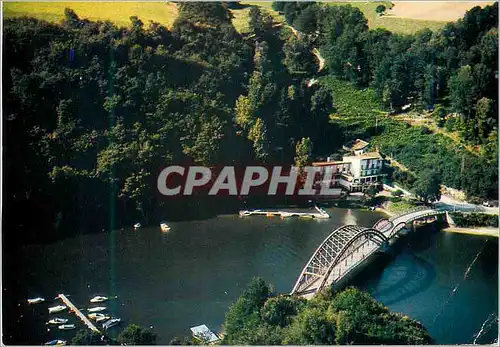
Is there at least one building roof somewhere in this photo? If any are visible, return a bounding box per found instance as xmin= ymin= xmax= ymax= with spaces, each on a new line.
xmin=351 ymin=139 xmax=369 ymax=151
xmin=190 ymin=325 xmax=220 ymax=344
xmin=343 ymin=151 xmax=382 ymax=160
xmin=312 ymin=161 xmax=349 ymax=167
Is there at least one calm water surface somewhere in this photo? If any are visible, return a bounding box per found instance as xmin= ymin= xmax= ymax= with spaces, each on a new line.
xmin=8 ymin=208 xmax=498 ymax=344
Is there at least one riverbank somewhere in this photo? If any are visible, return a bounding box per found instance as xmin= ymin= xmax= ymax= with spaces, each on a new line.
xmin=443 ymin=226 xmax=499 ymax=238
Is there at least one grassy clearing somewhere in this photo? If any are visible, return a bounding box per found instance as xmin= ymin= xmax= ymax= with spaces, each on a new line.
xmin=231 ymin=2 xmax=284 ymax=33
xmin=329 ymin=2 xmax=446 ymax=35
xmin=392 ymin=112 xmax=481 ymax=155
xmin=385 ymin=200 xmax=419 ymax=214
xmin=3 ymin=2 xmax=178 ymax=28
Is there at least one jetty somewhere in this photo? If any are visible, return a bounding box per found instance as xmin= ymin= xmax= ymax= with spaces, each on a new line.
xmin=56 ymin=294 xmax=101 ymax=333
xmin=239 ymin=206 xmax=330 ymax=219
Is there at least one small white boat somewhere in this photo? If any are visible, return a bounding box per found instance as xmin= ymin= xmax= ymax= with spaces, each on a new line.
xmin=45 ymin=339 xmax=66 ymax=346
xmin=28 ymin=297 xmax=45 ymax=304
xmin=58 ymin=324 xmax=76 ymax=330
xmin=27 ymin=297 xmax=45 ymax=304
xmin=48 ymin=305 xmax=67 ymax=314
xmin=48 ymin=318 xmax=68 ymax=325
xmin=103 ymin=317 xmax=121 ymax=329
xmin=88 ymin=306 xmax=106 ymax=313
xmin=88 ymin=313 xmax=108 ymax=320
xmin=90 ymin=296 xmax=108 ymax=303
xmin=134 ymin=223 xmax=141 ymax=229
xmin=96 ymin=315 xmax=111 ymax=323
xmin=160 ymin=223 xmax=170 ymax=232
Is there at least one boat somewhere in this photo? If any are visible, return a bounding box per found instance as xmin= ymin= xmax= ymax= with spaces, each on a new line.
xmin=134 ymin=223 xmax=141 ymax=229
xmin=160 ymin=222 xmax=170 ymax=232
xmin=88 ymin=313 xmax=104 ymax=320
xmin=48 ymin=305 xmax=67 ymax=314
xmin=102 ymin=318 xmax=121 ymax=329
xmin=190 ymin=325 xmax=221 ymax=344
xmin=88 ymin=313 xmax=110 ymax=322
xmin=96 ymin=315 xmax=111 ymax=323
xmin=88 ymin=306 xmax=106 ymax=313
xmin=45 ymin=339 xmax=66 ymax=346
xmin=47 ymin=318 xmax=68 ymax=325
xmin=58 ymin=324 xmax=76 ymax=330
xmin=90 ymin=296 xmax=108 ymax=303
xmin=27 ymin=297 xmax=45 ymax=304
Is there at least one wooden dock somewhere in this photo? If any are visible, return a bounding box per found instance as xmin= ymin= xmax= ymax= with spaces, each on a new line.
xmin=239 ymin=206 xmax=330 ymax=219
xmin=57 ymin=294 xmax=101 ymax=333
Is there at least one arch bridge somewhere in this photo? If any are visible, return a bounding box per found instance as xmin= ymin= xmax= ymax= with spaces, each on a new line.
xmin=291 ymin=206 xmax=445 ymax=298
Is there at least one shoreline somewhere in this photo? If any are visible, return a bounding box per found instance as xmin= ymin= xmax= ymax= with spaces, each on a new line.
xmin=443 ymin=226 xmax=499 ymax=238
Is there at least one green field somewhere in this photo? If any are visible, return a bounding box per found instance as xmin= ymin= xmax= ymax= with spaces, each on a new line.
xmin=3 ymin=1 xmax=444 ymax=34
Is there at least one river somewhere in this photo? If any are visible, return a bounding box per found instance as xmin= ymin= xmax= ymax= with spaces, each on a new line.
xmin=5 ymin=207 xmax=498 ymax=345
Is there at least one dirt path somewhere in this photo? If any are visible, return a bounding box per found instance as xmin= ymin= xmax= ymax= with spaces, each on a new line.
xmin=313 ymin=48 xmax=325 ymax=72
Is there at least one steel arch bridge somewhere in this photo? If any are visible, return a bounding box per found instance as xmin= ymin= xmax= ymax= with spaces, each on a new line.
xmin=291 ymin=207 xmax=445 ymax=298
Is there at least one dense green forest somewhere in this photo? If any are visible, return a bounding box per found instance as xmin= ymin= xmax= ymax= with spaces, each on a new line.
xmin=4 ymin=3 xmax=335 ymax=244
xmin=274 ymin=2 xmax=498 ymax=200
xmin=220 ymin=277 xmax=431 ymax=345
xmin=3 ymin=2 xmax=498 ymax=245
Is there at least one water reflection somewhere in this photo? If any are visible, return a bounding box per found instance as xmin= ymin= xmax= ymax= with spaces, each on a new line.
xmin=342 ymin=208 xmax=358 ymax=225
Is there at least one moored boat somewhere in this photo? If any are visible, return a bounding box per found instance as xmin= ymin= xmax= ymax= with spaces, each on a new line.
xmin=58 ymin=324 xmax=76 ymax=330
xmin=90 ymin=296 xmax=108 ymax=303
xmin=88 ymin=313 xmax=109 ymax=322
xmin=134 ymin=223 xmax=141 ymax=229
xmin=27 ymin=297 xmax=45 ymax=304
xmin=96 ymin=315 xmax=111 ymax=323
xmin=48 ymin=305 xmax=67 ymax=314
xmin=102 ymin=318 xmax=121 ymax=329
xmin=47 ymin=318 xmax=68 ymax=325
xmin=45 ymin=339 xmax=66 ymax=346
xmin=88 ymin=306 xmax=106 ymax=313
xmin=160 ymin=222 xmax=170 ymax=232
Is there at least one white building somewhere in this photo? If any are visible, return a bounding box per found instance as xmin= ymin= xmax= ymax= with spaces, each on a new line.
xmin=312 ymin=139 xmax=385 ymax=193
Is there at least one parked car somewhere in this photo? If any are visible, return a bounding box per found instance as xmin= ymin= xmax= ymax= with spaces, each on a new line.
xmin=482 ymin=200 xmax=499 ymax=207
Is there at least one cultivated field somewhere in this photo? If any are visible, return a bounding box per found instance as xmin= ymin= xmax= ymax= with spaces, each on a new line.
xmin=2 ymin=1 xmax=494 ymax=34
xmin=330 ymin=1 xmax=494 ymax=34
xmin=3 ymin=2 xmax=178 ymax=28
xmin=2 ymin=1 xmax=279 ymax=32
xmin=387 ymin=1 xmax=494 ymax=22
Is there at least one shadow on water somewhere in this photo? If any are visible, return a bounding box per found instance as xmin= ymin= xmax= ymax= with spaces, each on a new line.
xmin=344 ymin=224 xmax=440 ymax=305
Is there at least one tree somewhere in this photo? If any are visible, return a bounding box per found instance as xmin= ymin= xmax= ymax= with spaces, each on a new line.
xmin=391 ymin=189 xmax=404 ymax=198
xmin=117 ymin=324 xmax=157 ymax=345
xmin=283 ymin=37 xmax=317 ymax=74
xmin=248 ymin=118 xmax=269 ymax=161
xmin=413 ymin=170 xmax=442 ymax=203
xmin=223 ymin=277 xmax=273 ymax=344
xmin=364 ymin=185 xmax=379 ymax=201
xmin=293 ymin=5 xmax=319 ymax=33
xmin=475 ymin=97 xmax=494 ymax=141
xmin=294 ymin=137 xmax=312 ymax=168
xmin=71 ymin=330 xmax=103 ymax=345
xmin=375 ymin=5 xmax=386 ymax=15
xmin=222 ymin=280 xmax=432 ymax=345
xmin=448 ymin=65 xmax=477 ymax=120
xmin=433 ymin=106 xmax=447 ymax=128
xmin=248 ymin=6 xmax=273 ymax=37
xmin=235 ymin=95 xmax=254 ymax=131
